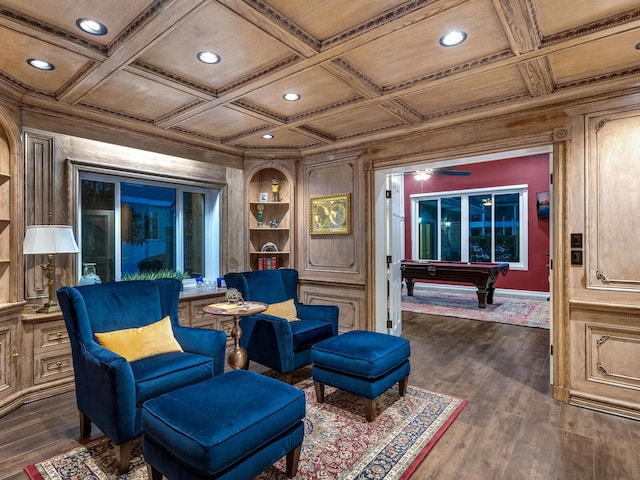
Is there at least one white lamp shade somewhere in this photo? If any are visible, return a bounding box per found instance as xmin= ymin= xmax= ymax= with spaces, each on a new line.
xmin=23 ymin=225 xmax=80 ymax=254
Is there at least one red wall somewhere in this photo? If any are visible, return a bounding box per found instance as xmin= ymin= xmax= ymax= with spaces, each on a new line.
xmin=403 ymin=153 xmax=550 ymax=292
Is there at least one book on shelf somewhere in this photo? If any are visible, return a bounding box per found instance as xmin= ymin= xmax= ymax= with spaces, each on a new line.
xmin=257 ymin=256 xmax=278 ymax=270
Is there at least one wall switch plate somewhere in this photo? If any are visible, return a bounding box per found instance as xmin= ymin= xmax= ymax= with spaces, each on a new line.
xmin=570 ymin=233 xmax=583 ymax=249
xmin=571 ymin=250 xmax=583 ymax=265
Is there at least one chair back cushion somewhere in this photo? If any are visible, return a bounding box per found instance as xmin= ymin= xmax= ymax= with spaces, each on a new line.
xmin=58 ymin=279 xmax=181 ymax=347
xmin=224 ymin=269 xmax=299 ymax=304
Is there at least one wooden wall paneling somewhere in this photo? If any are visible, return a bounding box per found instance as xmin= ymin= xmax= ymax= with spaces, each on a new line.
xmin=299 ymin=282 xmax=366 ymax=332
xmin=569 ymin=302 xmax=640 ymax=420
xmin=23 ymin=132 xmax=55 ymax=304
xmin=551 ymin=129 xmax=570 ymax=402
xmin=296 ymin=152 xmax=366 ymax=332
xmin=587 ymin=111 xmax=640 ymax=291
xmin=224 ymin=167 xmax=245 ymax=274
xmin=299 ymin=153 xmax=365 ymax=281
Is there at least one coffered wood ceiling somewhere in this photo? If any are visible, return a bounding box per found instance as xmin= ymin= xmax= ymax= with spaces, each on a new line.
xmin=2 ymin=0 xmax=640 ymax=156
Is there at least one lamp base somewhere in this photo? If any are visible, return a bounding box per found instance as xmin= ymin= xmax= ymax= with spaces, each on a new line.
xmin=37 ymin=302 xmax=61 ymax=314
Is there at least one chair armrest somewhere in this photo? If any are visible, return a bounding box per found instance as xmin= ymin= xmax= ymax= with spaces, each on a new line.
xmin=241 ymin=313 xmax=296 ymax=372
xmin=80 ymin=342 xmax=138 ymax=442
xmin=296 ymin=304 xmax=339 ymax=335
xmin=173 ymin=326 xmax=227 ymax=376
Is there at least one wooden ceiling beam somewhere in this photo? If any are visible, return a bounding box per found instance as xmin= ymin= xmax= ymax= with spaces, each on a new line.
xmin=322 ymin=60 xmax=382 ymax=99
xmin=57 ymin=0 xmax=209 ymax=104
xmin=491 ymin=0 xmax=540 ymax=55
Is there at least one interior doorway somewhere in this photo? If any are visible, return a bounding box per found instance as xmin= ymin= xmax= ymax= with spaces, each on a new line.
xmin=374 ymin=146 xmax=553 ymax=341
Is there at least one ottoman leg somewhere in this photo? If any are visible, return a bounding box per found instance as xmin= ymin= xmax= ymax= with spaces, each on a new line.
xmin=314 ymin=381 xmax=325 ymax=403
xmin=286 ymin=445 xmax=302 ymax=478
xmin=399 ymin=375 xmax=409 ymax=397
xmin=146 ymin=463 xmax=162 ymax=480
xmin=364 ymin=398 xmax=376 ymax=422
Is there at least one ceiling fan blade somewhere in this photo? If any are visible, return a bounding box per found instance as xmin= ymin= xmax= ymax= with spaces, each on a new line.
xmin=434 ymin=170 xmax=471 ymax=176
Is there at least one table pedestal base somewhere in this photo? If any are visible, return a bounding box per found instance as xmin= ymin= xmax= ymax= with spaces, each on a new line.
xmin=227 ymin=345 xmax=248 ymax=370
xmin=227 ymin=315 xmax=248 ymax=370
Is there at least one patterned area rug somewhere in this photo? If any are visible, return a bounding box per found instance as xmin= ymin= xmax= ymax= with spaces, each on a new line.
xmin=402 ymin=289 xmax=550 ymax=329
xmin=25 ymin=377 xmax=466 ymax=480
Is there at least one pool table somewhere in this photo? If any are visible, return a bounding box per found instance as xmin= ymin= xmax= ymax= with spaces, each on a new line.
xmin=401 ymin=260 xmax=510 ymax=308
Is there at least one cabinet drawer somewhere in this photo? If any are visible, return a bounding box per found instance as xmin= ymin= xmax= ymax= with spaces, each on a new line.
xmin=178 ymin=303 xmax=190 ymax=326
xmin=218 ymin=318 xmax=235 ymax=342
xmin=34 ymin=320 xmax=69 ymax=353
xmin=191 ymin=299 xmax=220 ymax=327
xmin=34 ymin=350 xmax=74 ymax=384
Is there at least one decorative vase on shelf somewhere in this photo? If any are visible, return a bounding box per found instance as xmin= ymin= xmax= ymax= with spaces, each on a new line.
xmin=79 ymin=262 xmax=102 ymax=285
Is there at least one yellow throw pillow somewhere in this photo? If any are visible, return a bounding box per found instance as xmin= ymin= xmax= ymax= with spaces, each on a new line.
xmin=94 ymin=316 xmax=183 ymax=362
xmin=264 ymin=299 xmax=299 ymax=322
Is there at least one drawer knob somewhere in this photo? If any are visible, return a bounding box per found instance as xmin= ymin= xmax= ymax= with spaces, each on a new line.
xmin=57 ymin=361 xmax=62 ymax=368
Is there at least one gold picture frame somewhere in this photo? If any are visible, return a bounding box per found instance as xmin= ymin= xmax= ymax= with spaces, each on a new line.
xmin=310 ymin=193 xmax=351 ymax=235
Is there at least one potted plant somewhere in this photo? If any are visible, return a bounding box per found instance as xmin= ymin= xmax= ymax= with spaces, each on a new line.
xmin=225 ymin=287 xmax=243 ymax=304
xmin=121 ymin=269 xmax=190 ymax=282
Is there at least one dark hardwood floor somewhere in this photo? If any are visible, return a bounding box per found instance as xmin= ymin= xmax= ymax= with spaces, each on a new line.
xmin=1 ymin=312 xmax=638 ymax=479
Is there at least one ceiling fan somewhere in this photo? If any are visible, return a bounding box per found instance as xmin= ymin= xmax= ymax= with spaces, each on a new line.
xmin=406 ymin=168 xmax=471 ymax=180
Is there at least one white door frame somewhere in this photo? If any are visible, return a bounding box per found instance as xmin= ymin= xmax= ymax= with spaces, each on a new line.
xmin=373 ymin=146 xmax=554 ymax=338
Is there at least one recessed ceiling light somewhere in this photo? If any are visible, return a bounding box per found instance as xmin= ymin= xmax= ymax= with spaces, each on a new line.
xmin=76 ymin=18 xmax=108 ymax=36
xmin=283 ymin=92 xmax=301 ymax=101
xmin=197 ymin=51 xmax=221 ymax=64
xmin=27 ymin=58 xmax=55 ymax=71
xmin=439 ymin=31 xmax=467 ymax=47
xmin=262 ymin=134 xmax=274 ymax=139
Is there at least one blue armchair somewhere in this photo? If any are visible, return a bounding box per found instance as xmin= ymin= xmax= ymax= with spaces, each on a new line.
xmin=224 ymin=269 xmax=339 ymax=383
xmin=57 ymin=279 xmax=227 ymax=473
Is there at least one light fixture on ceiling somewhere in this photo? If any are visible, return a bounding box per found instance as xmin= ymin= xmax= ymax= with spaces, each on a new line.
xmin=439 ymin=30 xmax=467 ymax=47
xmin=283 ymin=92 xmax=301 ymax=101
xmin=76 ymin=18 xmax=108 ymax=36
xmin=482 ymin=197 xmax=493 ymax=207
xmin=414 ymin=169 xmax=432 ymax=181
xmin=262 ymin=134 xmax=274 ymax=139
xmin=27 ymin=58 xmax=55 ymax=71
xmin=197 ymin=51 xmax=221 ymax=64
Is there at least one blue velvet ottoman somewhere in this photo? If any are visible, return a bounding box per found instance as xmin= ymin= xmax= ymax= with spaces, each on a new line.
xmin=311 ymin=330 xmax=410 ymax=422
xmin=142 ymin=369 xmax=305 ymax=480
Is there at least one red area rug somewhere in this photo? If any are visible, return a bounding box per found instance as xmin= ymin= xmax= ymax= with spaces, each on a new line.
xmin=25 ymin=377 xmax=466 ymax=480
xmin=402 ymin=289 xmax=550 ymax=329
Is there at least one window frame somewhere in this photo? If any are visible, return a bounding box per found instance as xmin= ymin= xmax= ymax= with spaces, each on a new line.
xmin=77 ymin=170 xmax=220 ymax=282
xmin=410 ymin=184 xmax=528 ymax=270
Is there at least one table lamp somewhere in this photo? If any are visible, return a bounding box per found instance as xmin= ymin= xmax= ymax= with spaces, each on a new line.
xmin=23 ymin=225 xmax=79 ymax=313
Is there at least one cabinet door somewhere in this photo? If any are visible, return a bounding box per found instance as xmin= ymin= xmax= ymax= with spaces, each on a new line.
xmin=0 ymin=320 xmax=17 ymax=396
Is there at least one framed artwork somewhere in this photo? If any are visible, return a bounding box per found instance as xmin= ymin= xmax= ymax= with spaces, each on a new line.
xmin=536 ymin=191 xmax=550 ymax=218
xmin=310 ymin=193 xmax=351 ymax=235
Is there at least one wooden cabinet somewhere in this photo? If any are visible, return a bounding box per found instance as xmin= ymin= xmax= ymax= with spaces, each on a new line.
xmin=21 ymin=313 xmax=75 ymax=396
xmin=0 ymin=310 xmax=19 ymax=405
xmin=32 ymin=318 xmax=73 ymax=385
xmin=246 ymin=166 xmax=294 ymax=271
xmin=178 ymin=289 xmax=234 ymax=344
